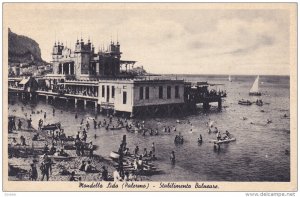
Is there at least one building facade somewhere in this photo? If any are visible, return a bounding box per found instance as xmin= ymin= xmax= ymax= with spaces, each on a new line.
xmin=51 ymin=39 xmax=123 ymax=80
xmin=98 ymin=79 xmax=185 ymax=114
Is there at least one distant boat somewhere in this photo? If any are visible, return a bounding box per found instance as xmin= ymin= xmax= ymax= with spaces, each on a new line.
xmin=228 ymin=75 xmax=232 ymax=82
xmin=249 ymin=76 xmax=261 ymax=96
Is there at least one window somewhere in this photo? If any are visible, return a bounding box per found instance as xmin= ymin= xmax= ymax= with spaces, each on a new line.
xmin=139 ymin=87 xmax=144 ymax=100
xmin=167 ymin=86 xmax=171 ymax=99
xmin=175 ymin=86 xmax=179 ymax=98
xmin=106 ymin=86 xmax=110 ymax=102
xmin=112 ymin=86 xmax=115 ymax=98
xmin=123 ymin=91 xmax=127 ymax=104
xmin=159 ymin=86 xmax=163 ymax=99
xmin=145 ymin=87 xmax=149 ymax=99
xmin=102 ymin=85 xmax=105 ymax=98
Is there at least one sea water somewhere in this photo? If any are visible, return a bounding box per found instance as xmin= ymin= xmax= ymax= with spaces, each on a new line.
xmin=8 ymin=75 xmax=290 ymax=181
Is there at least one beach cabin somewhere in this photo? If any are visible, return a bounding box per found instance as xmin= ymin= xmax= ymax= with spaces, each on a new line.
xmin=17 ymin=77 xmax=39 ymax=92
xmin=98 ymin=79 xmax=185 ymax=116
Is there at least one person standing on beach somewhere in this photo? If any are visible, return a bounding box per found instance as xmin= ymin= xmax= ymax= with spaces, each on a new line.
xmin=101 ymin=166 xmax=108 ymax=181
xmin=88 ymin=141 xmax=94 ymax=159
xmin=151 ymin=142 xmax=155 ymax=154
xmin=93 ymin=119 xmax=97 ymax=129
xmin=40 ymin=154 xmax=52 ymax=181
xmin=170 ymin=151 xmax=176 ymax=165
xmin=29 ymin=163 xmax=38 ymax=181
xmin=18 ymin=119 xmax=22 ymax=130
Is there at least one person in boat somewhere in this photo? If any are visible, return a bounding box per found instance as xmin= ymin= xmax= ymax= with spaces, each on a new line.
xmin=124 ymin=148 xmax=130 ymax=156
xmin=49 ymin=144 xmax=56 ymax=155
xmin=58 ymin=149 xmax=68 ymax=157
xmin=101 ymin=166 xmax=108 ymax=181
xmin=198 ymin=136 xmax=203 ymax=144
xmin=113 ymin=169 xmax=122 ymax=182
xmin=134 ymin=146 xmax=139 ymax=156
xmin=224 ymin=130 xmax=231 ymax=139
xmin=69 ymin=171 xmax=78 ymax=181
xmin=79 ymin=161 xmax=86 ymax=171
xmin=20 ymin=135 xmax=26 ymax=146
xmin=60 ymin=129 xmax=66 ymax=140
xmin=124 ymin=171 xmax=130 ymax=182
xmin=142 ymin=148 xmax=148 ymax=157
xmin=85 ymin=160 xmax=94 ymax=173
xmin=18 ymin=119 xmax=22 ymax=130
xmin=167 ymin=126 xmax=171 ymax=133
xmin=216 ymin=131 xmax=222 ymax=141
xmin=32 ymin=133 xmax=39 ymax=141
xmin=170 ymin=151 xmax=175 ymax=165
xmin=137 ymin=155 xmax=144 ymax=171
xmin=11 ymin=137 xmax=18 ymax=146
xmin=163 ymin=126 xmax=167 ymax=133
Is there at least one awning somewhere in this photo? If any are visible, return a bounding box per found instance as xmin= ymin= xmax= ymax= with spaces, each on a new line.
xmin=19 ymin=78 xmax=30 ymax=85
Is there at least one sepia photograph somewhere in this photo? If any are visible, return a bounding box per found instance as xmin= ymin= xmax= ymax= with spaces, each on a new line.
xmin=2 ymin=2 xmax=297 ymax=192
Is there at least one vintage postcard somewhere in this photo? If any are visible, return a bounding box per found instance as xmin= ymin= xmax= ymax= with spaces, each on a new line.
xmin=2 ymin=3 xmax=297 ymax=192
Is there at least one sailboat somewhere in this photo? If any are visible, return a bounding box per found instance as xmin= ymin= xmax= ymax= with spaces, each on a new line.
xmin=249 ymin=76 xmax=261 ymax=96
xmin=228 ymin=75 xmax=232 ymax=82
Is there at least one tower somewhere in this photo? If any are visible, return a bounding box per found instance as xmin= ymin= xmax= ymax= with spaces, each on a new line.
xmin=52 ymin=41 xmax=64 ymax=74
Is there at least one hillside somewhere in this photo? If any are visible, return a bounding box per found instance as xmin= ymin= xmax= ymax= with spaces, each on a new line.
xmin=8 ymin=28 xmax=46 ymax=66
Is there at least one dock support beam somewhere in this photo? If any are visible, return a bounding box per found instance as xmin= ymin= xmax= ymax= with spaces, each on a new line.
xmin=95 ymin=102 xmax=98 ymax=112
xmin=218 ymin=99 xmax=222 ymax=111
xmin=75 ymin=99 xmax=77 ymax=108
xmin=83 ymin=100 xmax=87 ymax=109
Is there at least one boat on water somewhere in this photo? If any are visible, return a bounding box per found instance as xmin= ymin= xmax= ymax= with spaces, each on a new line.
xmin=210 ymin=138 xmax=236 ymax=144
xmin=249 ymin=76 xmax=261 ymax=96
xmin=238 ymin=99 xmax=252 ymax=106
xmin=256 ymin=99 xmax=263 ymax=106
xmin=41 ymin=122 xmax=61 ymax=131
xmin=228 ymin=75 xmax=232 ymax=82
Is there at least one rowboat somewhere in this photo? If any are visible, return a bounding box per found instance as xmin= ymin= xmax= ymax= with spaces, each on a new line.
xmin=63 ymin=144 xmax=97 ymax=150
xmin=41 ymin=123 xmax=61 ymax=131
xmin=209 ymin=138 xmax=236 ymax=144
xmin=238 ymin=100 xmax=252 ymax=106
xmin=110 ymin=151 xmax=120 ymax=159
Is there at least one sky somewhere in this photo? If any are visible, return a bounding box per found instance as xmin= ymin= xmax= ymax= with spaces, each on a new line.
xmin=4 ymin=4 xmax=293 ymax=75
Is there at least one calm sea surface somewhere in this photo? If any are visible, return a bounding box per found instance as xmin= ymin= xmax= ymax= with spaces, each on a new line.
xmin=8 ymin=75 xmax=290 ymax=181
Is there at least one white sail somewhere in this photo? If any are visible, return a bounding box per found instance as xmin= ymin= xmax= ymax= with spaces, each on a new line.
xmin=228 ymin=75 xmax=232 ymax=82
xmin=250 ymin=76 xmax=260 ymax=93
